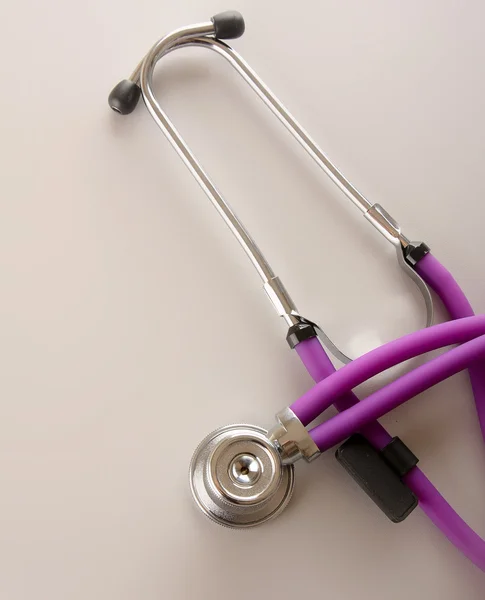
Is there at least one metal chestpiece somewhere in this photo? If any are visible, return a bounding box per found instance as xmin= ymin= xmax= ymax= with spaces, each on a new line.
xmin=189 ymin=409 xmax=319 ymax=528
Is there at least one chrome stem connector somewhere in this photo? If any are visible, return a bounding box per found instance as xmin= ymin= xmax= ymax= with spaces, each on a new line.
xmin=268 ymin=407 xmax=320 ymax=465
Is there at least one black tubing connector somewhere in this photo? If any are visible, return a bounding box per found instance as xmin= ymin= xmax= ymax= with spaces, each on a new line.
xmin=286 ymin=322 xmax=318 ymax=350
xmin=108 ymin=80 xmax=141 ymax=115
xmin=404 ymin=242 xmax=430 ymax=267
xmin=211 ymin=10 xmax=245 ymax=39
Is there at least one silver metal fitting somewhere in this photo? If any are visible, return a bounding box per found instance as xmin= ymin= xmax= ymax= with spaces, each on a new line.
xmin=365 ymin=203 xmax=409 ymax=248
xmin=189 ymin=424 xmax=294 ymax=528
xmin=268 ymin=407 xmax=320 ymax=465
xmin=263 ymin=276 xmax=300 ymax=327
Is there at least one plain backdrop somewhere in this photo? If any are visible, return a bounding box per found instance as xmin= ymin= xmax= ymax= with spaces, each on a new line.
xmin=1 ymin=1 xmax=485 ymax=598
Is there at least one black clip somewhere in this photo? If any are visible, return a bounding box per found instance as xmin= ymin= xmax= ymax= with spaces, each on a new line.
xmin=336 ymin=434 xmax=419 ymax=523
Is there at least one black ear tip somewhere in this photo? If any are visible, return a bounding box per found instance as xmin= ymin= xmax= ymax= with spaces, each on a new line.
xmin=108 ymin=80 xmax=141 ymax=115
xmin=211 ymin=10 xmax=245 ymax=39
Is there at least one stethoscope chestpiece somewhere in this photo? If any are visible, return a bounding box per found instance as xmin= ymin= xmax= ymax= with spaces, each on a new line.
xmin=189 ymin=424 xmax=294 ymax=528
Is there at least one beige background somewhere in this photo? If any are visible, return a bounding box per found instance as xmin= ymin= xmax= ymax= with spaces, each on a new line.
xmin=1 ymin=0 xmax=485 ymax=598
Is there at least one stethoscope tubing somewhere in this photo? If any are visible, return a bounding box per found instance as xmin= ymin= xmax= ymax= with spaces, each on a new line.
xmin=296 ymin=334 xmax=485 ymax=571
xmin=309 ymin=333 xmax=485 ymax=450
xmin=416 ymin=253 xmax=485 ymax=436
xmin=293 ymin=252 xmax=485 ymax=570
xmin=292 ymin=312 xmax=485 ymax=425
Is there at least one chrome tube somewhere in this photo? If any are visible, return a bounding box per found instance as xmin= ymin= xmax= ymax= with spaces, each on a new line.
xmin=110 ymin=14 xmax=434 ymax=359
xmin=134 ymin=34 xmax=374 ymax=215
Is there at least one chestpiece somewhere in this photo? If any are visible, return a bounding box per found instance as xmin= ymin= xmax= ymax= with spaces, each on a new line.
xmin=189 ymin=424 xmax=294 ymax=528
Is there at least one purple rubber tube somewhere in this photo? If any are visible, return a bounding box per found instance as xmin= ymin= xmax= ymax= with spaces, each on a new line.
xmin=415 ymin=253 xmax=485 ymax=569
xmin=309 ymin=334 xmax=485 ymax=450
xmin=297 ymin=336 xmax=485 ymax=571
xmin=295 ymin=253 xmax=485 ymax=571
xmin=296 ymin=339 xmax=395 ymax=448
xmin=416 ymin=253 xmax=485 ymax=438
xmin=306 ymin=335 xmax=485 ymax=570
xmin=292 ymin=315 xmax=485 ymax=426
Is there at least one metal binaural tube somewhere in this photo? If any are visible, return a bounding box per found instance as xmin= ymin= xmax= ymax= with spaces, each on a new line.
xmin=133 ymin=33 xmax=374 ymax=216
xmin=110 ymin=17 xmax=304 ymax=328
xmin=109 ymin=13 xmax=433 ymax=349
xmin=138 ymin=24 xmax=278 ymax=284
xmin=132 ymin=20 xmax=302 ymax=327
xmin=190 ymin=38 xmax=374 ymax=215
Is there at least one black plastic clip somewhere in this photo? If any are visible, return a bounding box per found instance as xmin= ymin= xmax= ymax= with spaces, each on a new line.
xmin=381 ymin=436 xmax=419 ymax=477
xmin=336 ymin=434 xmax=418 ymax=523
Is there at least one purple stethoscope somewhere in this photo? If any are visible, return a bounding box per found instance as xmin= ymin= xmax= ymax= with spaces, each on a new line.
xmin=109 ymin=11 xmax=485 ymax=571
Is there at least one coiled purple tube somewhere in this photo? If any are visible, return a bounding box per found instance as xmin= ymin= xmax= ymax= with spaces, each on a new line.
xmin=309 ymin=335 xmax=485 ymax=450
xmin=416 ymin=254 xmax=485 ymax=438
xmin=293 ymin=254 xmax=485 ymax=571
xmin=291 ymin=315 xmax=485 ymax=425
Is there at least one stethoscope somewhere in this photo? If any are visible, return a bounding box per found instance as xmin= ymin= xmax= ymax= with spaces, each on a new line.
xmin=109 ymin=11 xmax=485 ymax=571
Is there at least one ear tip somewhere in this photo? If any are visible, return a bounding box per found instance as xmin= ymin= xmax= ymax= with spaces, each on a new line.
xmin=211 ymin=10 xmax=245 ymax=40
xmin=108 ymin=80 xmax=141 ymax=115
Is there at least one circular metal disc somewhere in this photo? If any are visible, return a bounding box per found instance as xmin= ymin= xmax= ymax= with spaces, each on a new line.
xmin=189 ymin=424 xmax=295 ymax=529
